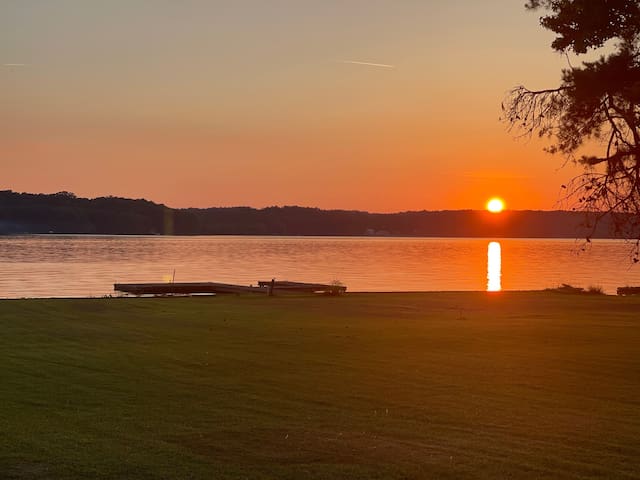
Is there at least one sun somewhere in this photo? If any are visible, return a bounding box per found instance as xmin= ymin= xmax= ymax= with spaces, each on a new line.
xmin=486 ymin=197 xmax=505 ymax=213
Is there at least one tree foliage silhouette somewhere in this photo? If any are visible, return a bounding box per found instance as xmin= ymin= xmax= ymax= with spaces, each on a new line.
xmin=504 ymin=0 xmax=640 ymax=257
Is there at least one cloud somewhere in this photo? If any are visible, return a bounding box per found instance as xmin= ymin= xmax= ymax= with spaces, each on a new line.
xmin=337 ymin=60 xmax=396 ymax=70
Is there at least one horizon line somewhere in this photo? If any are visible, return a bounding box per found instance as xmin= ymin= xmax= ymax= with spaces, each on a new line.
xmin=1 ymin=189 xmax=582 ymax=215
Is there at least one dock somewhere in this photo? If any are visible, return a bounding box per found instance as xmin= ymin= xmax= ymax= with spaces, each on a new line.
xmin=114 ymin=280 xmax=346 ymax=296
xmin=257 ymin=280 xmax=346 ymax=295
xmin=114 ymin=282 xmax=266 ymax=296
xmin=617 ymin=286 xmax=640 ymax=296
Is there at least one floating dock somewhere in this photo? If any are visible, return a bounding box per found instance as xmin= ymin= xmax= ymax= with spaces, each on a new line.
xmin=114 ymin=282 xmax=266 ymax=296
xmin=114 ymin=280 xmax=346 ymax=296
xmin=617 ymin=286 xmax=640 ymax=296
xmin=258 ymin=280 xmax=346 ymax=295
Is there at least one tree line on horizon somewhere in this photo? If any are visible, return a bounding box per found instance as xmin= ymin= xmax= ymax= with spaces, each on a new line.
xmin=0 ymin=190 xmax=624 ymax=238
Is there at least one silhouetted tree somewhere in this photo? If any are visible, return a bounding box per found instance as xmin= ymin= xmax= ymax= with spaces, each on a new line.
xmin=504 ymin=0 xmax=640 ymax=258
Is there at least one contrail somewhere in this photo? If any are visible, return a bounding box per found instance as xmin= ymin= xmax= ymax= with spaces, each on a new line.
xmin=3 ymin=63 xmax=29 ymax=67
xmin=337 ymin=60 xmax=396 ymax=69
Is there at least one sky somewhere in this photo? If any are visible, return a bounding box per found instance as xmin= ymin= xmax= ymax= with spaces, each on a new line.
xmin=1 ymin=0 xmax=587 ymax=212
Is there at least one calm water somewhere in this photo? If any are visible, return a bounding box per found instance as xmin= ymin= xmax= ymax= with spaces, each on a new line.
xmin=1 ymin=235 xmax=639 ymax=298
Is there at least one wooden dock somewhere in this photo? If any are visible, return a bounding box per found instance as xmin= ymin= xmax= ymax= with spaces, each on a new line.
xmin=114 ymin=280 xmax=346 ymax=296
xmin=617 ymin=286 xmax=640 ymax=296
xmin=114 ymin=282 xmax=266 ymax=296
xmin=258 ymin=280 xmax=346 ymax=295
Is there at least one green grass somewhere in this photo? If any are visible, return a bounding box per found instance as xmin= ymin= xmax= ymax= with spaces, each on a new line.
xmin=1 ymin=292 xmax=639 ymax=479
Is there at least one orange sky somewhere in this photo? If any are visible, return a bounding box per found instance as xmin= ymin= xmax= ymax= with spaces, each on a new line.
xmin=1 ymin=1 xmax=587 ymax=211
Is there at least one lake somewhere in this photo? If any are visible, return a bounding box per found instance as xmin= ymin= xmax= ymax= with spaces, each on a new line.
xmin=1 ymin=235 xmax=639 ymax=298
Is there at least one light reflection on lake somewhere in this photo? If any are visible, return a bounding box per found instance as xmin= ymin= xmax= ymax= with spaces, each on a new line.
xmin=487 ymin=241 xmax=502 ymax=292
xmin=1 ymin=235 xmax=639 ymax=298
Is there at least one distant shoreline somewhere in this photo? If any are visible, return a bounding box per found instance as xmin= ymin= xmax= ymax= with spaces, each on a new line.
xmin=0 ymin=232 xmax=626 ymax=240
xmin=1 ymin=189 xmax=629 ymax=238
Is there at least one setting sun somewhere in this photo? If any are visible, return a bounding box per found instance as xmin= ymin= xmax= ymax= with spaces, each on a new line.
xmin=486 ymin=198 xmax=505 ymax=213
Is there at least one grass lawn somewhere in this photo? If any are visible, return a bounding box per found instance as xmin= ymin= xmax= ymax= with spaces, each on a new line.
xmin=1 ymin=292 xmax=639 ymax=479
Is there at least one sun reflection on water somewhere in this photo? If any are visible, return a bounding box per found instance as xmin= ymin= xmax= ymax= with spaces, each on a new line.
xmin=487 ymin=241 xmax=502 ymax=292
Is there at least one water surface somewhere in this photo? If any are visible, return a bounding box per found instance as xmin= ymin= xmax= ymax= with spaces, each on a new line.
xmin=1 ymin=236 xmax=638 ymax=298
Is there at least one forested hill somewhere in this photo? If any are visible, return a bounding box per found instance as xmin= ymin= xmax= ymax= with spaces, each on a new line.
xmin=0 ymin=190 xmax=618 ymax=238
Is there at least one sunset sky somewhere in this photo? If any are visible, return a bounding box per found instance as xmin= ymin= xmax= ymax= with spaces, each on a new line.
xmin=2 ymin=1 xmax=587 ymax=212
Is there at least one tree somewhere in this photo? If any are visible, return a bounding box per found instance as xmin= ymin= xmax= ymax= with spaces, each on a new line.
xmin=504 ymin=0 xmax=640 ymax=258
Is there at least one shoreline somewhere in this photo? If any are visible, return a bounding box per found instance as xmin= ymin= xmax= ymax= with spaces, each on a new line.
xmin=0 ymin=288 xmax=634 ymax=301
